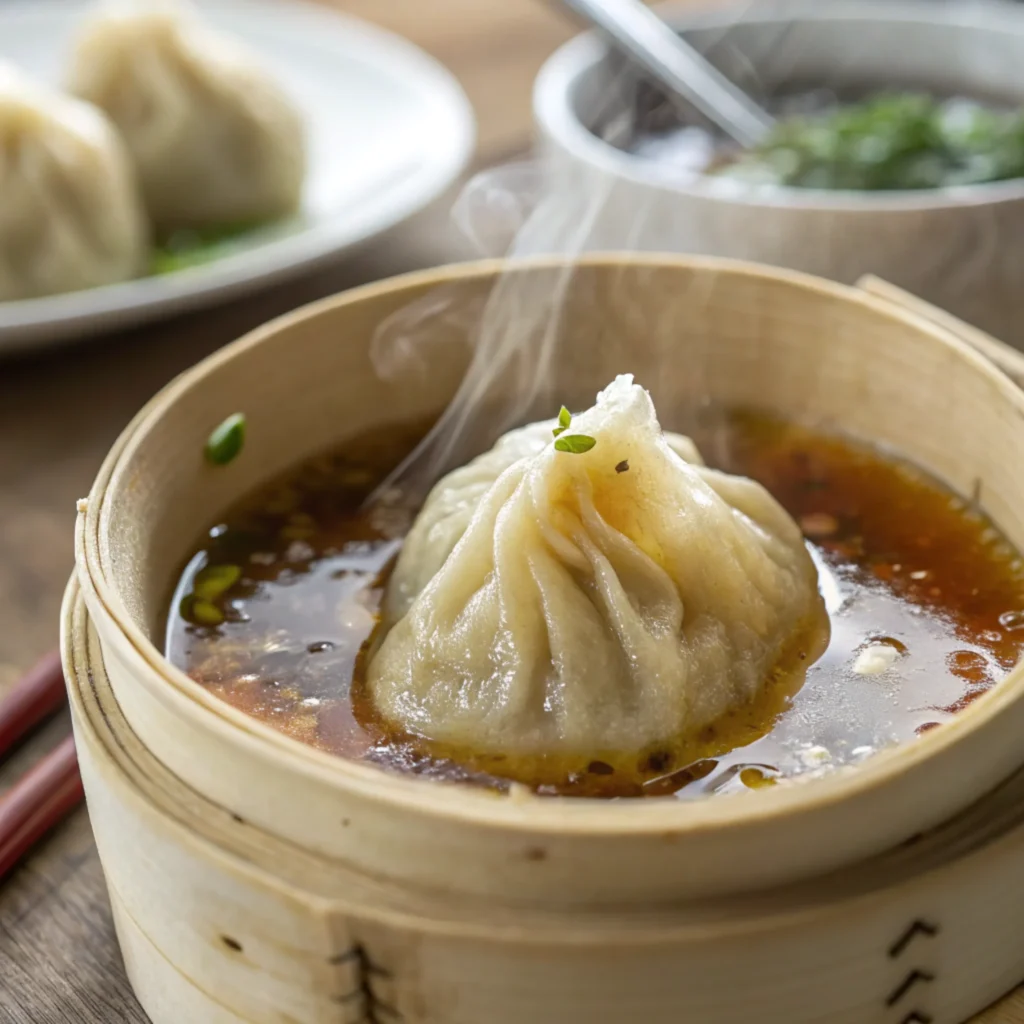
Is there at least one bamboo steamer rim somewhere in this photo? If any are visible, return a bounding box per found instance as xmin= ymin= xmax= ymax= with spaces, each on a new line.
xmin=78 ymin=253 xmax=1024 ymax=843
xmin=56 ymin=571 xmax=1024 ymax=936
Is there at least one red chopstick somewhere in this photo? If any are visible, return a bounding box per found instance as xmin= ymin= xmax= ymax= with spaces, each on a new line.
xmin=0 ymin=735 xmax=83 ymax=879
xmin=0 ymin=651 xmax=84 ymax=882
xmin=0 ymin=650 xmax=66 ymax=753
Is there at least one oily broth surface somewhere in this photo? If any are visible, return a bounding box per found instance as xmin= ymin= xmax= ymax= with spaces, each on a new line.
xmin=166 ymin=413 xmax=1024 ymax=799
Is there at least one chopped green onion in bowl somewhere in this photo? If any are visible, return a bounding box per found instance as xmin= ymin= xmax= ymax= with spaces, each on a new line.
xmin=720 ymin=93 xmax=1024 ymax=191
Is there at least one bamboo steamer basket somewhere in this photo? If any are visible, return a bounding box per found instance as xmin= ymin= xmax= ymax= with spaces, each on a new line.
xmin=69 ymin=256 xmax=1024 ymax=1022
xmin=62 ymin=567 xmax=1024 ymax=1024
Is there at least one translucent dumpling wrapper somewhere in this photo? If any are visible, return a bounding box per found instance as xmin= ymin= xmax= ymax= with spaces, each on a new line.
xmin=0 ymin=63 xmax=147 ymax=301
xmin=66 ymin=0 xmax=305 ymax=234
xmin=379 ymin=417 xmax=705 ymax=626
xmin=366 ymin=376 xmax=829 ymax=765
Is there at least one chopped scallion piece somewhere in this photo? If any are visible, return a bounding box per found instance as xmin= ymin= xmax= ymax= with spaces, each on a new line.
xmin=193 ymin=564 xmax=242 ymax=600
xmin=191 ymin=598 xmax=225 ymax=627
xmin=553 ymin=404 xmax=574 ymax=438
xmin=205 ymin=413 xmax=246 ymax=466
xmin=554 ymin=434 xmax=597 ymax=454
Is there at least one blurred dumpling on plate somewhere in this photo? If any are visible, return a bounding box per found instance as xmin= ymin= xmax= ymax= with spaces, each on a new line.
xmin=66 ymin=0 xmax=306 ymax=235
xmin=0 ymin=62 xmax=147 ymax=302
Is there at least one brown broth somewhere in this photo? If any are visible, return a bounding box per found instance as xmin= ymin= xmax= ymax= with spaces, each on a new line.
xmin=165 ymin=413 xmax=1024 ymax=799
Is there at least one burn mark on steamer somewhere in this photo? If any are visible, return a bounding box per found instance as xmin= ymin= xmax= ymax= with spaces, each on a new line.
xmin=886 ymin=969 xmax=935 ymax=1007
xmin=330 ymin=943 xmax=402 ymax=1023
xmin=888 ymin=920 xmax=939 ymax=959
xmin=885 ymin=921 xmax=938 ymax=1024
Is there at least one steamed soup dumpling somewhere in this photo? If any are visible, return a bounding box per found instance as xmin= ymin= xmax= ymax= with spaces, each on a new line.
xmin=66 ymin=0 xmax=305 ymax=234
xmin=379 ymin=416 xmax=705 ymax=625
xmin=367 ymin=376 xmax=829 ymax=764
xmin=0 ymin=63 xmax=147 ymax=301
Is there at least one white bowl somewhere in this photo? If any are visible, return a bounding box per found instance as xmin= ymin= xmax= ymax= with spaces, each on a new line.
xmin=534 ymin=0 xmax=1024 ymax=346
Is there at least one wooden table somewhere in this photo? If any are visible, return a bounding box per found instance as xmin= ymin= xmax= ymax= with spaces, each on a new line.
xmin=0 ymin=2 xmax=1022 ymax=1021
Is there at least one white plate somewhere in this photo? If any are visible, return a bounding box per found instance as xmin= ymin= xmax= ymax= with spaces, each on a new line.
xmin=0 ymin=0 xmax=475 ymax=353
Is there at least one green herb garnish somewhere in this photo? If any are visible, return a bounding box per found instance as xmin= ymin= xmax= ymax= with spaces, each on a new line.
xmin=552 ymin=404 xmax=596 ymax=452
xmin=178 ymin=594 xmax=225 ymax=627
xmin=205 ymin=413 xmax=246 ymax=466
xmin=149 ymin=221 xmax=264 ymax=276
xmin=192 ymin=564 xmax=242 ymax=600
xmin=553 ymin=405 xmax=572 ymax=438
xmin=554 ymin=434 xmax=597 ymax=454
xmin=190 ymin=598 xmax=225 ymax=627
xmin=723 ymin=93 xmax=1024 ymax=191
xmin=178 ymin=563 xmax=240 ymax=629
